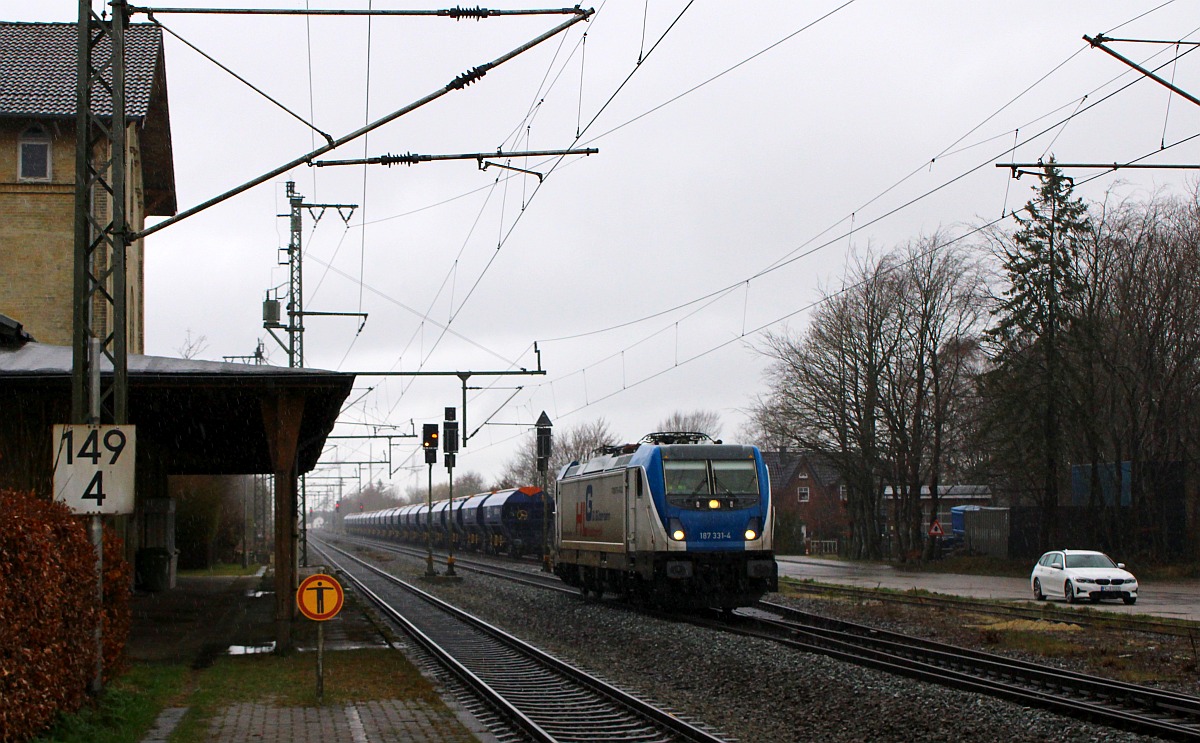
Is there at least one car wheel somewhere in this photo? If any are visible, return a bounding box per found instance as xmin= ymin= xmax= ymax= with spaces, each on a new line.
xmin=1123 ymin=596 xmax=1137 ymax=605
xmin=1032 ymin=578 xmax=1045 ymax=601
xmin=1065 ymin=580 xmax=1075 ymax=604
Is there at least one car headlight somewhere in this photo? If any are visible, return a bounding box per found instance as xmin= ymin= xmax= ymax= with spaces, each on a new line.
xmin=1076 ymin=578 xmax=1095 ymax=584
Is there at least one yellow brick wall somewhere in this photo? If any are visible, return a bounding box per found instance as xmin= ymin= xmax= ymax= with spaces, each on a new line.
xmin=0 ymin=119 xmax=148 ymax=353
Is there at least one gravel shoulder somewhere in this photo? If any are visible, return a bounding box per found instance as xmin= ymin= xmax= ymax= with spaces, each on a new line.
xmin=360 ymin=546 xmax=1177 ymax=743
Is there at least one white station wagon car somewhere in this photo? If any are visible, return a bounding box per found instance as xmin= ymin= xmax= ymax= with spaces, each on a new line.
xmin=1031 ymin=549 xmax=1139 ymax=605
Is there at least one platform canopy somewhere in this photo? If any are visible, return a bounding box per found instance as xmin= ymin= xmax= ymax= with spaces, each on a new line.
xmin=0 ymin=340 xmax=354 ymax=482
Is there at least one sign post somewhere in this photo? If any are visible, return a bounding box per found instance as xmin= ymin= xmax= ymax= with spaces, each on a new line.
xmin=296 ymin=573 xmax=344 ymax=701
xmin=536 ymin=412 xmax=552 ymax=572
xmin=443 ymin=408 xmax=459 ymax=578
xmin=422 ymin=424 xmax=438 ymax=578
xmin=52 ymin=422 xmax=136 ymax=694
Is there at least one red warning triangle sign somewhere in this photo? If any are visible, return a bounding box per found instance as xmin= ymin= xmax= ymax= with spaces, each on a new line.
xmin=927 ymin=519 xmax=945 ymax=537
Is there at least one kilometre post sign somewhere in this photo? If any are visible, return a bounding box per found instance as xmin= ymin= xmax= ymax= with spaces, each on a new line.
xmin=52 ymin=424 xmax=136 ymax=515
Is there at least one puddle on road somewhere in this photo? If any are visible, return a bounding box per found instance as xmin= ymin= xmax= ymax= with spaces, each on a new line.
xmin=227 ymin=643 xmax=276 ymax=655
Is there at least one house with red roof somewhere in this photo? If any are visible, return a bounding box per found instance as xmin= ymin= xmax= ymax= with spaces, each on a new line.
xmin=762 ymin=448 xmax=849 ymax=553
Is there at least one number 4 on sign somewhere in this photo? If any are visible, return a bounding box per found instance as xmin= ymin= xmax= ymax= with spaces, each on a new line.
xmin=83 ymin=470 xmax=106 ymax=506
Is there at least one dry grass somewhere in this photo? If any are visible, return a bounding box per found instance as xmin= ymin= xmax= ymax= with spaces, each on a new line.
xmin=787 ymin=591 xmax=1200 ymax=693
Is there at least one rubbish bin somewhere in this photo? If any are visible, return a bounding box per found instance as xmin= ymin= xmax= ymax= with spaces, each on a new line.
xmin=136 ymin=548 xmax=172 ymax=592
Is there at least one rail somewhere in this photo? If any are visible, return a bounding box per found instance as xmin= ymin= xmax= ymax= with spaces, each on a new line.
xmin=313 ymin=537 xmax=730 ymax=743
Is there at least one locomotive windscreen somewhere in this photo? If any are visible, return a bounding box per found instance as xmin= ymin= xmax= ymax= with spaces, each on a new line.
xmin=712 ymin=460 xmax=759 ymax=496
xmin=663 ymin=458 xmax=760 ymax=509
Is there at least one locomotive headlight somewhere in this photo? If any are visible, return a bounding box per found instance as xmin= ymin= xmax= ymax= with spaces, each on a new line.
xmin=744 ymin=529 xmax=758 ymax=540
xmin=708 ymin=499 xmax=720 ymax=510
xmin=672 ymin=529 xmax=686 ymax=541
xmin=668 ymin=517 xmax=686 ymax=541
xmin=745 ymin=516 xmax=763 ymax=542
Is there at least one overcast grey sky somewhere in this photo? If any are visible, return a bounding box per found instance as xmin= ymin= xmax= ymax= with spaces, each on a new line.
xmin=11 ymin=1 xmax=1200 ymax=500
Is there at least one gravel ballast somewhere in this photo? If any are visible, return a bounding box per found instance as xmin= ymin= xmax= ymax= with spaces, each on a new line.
xmin=363 ymin=550 xmax=1169 ymax=743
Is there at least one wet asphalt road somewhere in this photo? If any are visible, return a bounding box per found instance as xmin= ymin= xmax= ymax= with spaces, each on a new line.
xmin=776 ymin=555 xmax=1200 ymax=622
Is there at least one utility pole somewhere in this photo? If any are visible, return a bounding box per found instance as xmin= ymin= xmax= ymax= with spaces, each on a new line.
xmin=443 ymin=407 xmax=459 ymax=577
xmin=73 ymin=0 xmax=128 ymax=426
xmin=264 ymin=181 xmax=362 ymax=368
xmin=71 ymin=0 xmax=133 ymax=698
xmin=261 ymin=181 xmax=361 ymax=570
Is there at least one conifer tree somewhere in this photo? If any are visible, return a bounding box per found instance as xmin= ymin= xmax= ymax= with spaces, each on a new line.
xmin=984 ymin=160 xmax=1090 ymax=547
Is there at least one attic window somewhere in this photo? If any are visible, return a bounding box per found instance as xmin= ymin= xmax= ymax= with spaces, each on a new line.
xmin=19 ymin=126 xmax=51 ymax=181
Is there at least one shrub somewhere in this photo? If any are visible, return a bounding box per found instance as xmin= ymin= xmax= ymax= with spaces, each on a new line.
xmin=0 ymin=490 xmax=131 ymax=743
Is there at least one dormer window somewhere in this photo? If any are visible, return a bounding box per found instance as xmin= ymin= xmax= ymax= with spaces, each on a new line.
xmin=19 ymin=126 xmax=51 ymax=181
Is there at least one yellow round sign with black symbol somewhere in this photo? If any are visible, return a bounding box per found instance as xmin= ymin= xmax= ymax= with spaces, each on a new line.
xmin=296 ymin=574 xmax=344 ymax=621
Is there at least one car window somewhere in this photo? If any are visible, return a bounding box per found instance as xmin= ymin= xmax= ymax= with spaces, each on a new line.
xmin=1065 ymin=553 xmax=1117 ymax=569
xmin=1050 ymin=554 xmax=1063 ymax=569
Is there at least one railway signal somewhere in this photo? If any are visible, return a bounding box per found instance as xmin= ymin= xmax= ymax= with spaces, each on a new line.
xmin=536 ymin=411 xmax=552 ymax=474
xmin=536 ymin=412 xmax=553 ymax=572
xmin=422 ymin=423 xmax=438 ymax=464
xmin=443 ymin=407 xmax=459 ymax=454
xmin=444 ymin=407 xmax=458 ymax=576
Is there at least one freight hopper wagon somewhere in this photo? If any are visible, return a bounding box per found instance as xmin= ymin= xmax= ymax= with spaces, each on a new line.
xmin=554 ymin=433 xmax=777 ymax=609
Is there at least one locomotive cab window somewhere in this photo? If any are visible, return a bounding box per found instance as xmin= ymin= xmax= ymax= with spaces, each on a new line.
xmin=664 ymin=460 xmax=708 ymax=495
xmin=711 ymin=460 xmax=758 ymax=496
xmin=663 ymin=459 xmax=760 ymax=509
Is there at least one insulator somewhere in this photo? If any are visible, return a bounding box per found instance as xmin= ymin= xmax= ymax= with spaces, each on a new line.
xmin=448 ymin=6 xmax=489 ymax=20
xmin=449 ymin=65 xmax=489 ymax=90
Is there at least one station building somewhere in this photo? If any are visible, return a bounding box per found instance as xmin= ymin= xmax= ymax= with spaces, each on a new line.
xmin=0 ymin=20 xmax=350 ymax=652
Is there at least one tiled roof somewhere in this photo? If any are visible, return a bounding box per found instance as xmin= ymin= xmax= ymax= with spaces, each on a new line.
xmin=762 ymin=450 xmax=805 ymax=489
xmin=0 ymin=22 xmax=162 ymax=119
xmin=762 ymin=449 xmax=845 ymax=489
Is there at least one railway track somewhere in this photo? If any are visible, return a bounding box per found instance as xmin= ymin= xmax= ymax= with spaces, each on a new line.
xmin=785 ymin=580 xmax=1200 ymax=638
xmin=336 ymin=535 xmax=570 ymax=594
xmin=712 ymin=601 xmax=1200 ymax=741
xmin=312 ymin=537 xmax=730 ymax=743
xmin=330 ymin=534 xmax=1200 ymax=738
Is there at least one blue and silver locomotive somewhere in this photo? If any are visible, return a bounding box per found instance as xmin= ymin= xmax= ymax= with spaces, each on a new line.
xmin=553 ymin=432 xmax=777 ymax=608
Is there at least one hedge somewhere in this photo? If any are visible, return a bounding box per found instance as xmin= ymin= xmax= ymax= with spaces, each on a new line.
xmin=0 ymin=490 xmax=131 ymax=743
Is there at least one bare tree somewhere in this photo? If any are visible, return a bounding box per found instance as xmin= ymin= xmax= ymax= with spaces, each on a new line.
xmin=343 ymin=480 xmax=402 ymax=514
xmin=177 ymin=328 xmax=208 ymax=360
xmin=754 ymin=250 xmax=898 ymax=559
xmin=754 ymin=239 xmax=985 ymax=561
xmin=498 ymin=418 xmax=619 ymax=488
xmin=654 ymin=410 xmax=724 ymax=440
